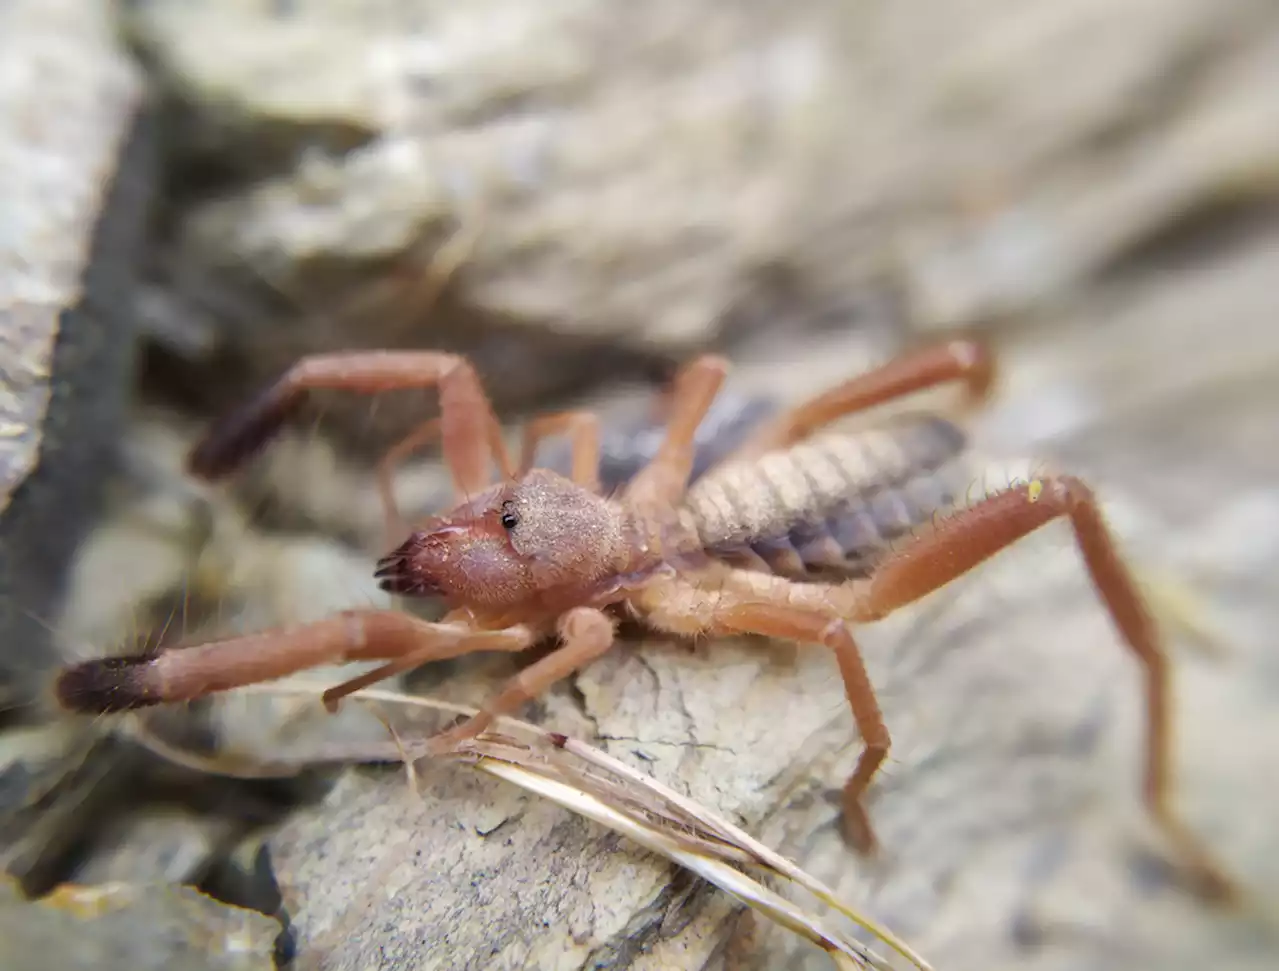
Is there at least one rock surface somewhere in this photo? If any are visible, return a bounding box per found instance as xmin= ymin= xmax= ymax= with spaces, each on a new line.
xmin=0 ymin=877 xmax=278 ymax=971
xmin=124 ymin=0 xmax=1275 ymax=450
xmin=0 ymin=0 xmax=152 ymax=697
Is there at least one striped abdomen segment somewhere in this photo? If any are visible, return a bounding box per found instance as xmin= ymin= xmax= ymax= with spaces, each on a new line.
xmin=681 ymin=415 xmax=970 ymax=579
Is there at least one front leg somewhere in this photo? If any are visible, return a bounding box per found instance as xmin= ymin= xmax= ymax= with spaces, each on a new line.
xmin=712 ymin=602 xmax=890 ymax=854
xmin=635 ymin=572 xmax=891 ymax=854
xmin=55 ymin=610 xmax=536 ymax=713
xmin=431 ymin=607 xmax=615 ymax=749
xmin=187 ymin=351 xmax=513 ymax=501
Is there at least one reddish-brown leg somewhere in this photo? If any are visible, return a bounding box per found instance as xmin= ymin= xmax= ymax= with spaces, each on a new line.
xmin=187 ymin=351 xmax=513 ymax=502
xmin=376 ymin=417 xmax=443 ymax=546
xmin=624 ymin=355 xmax=730 ymax=511
xmin=319 ymin=613 xmax=544 ymax=711
xmin=709 ymin=602 xmax=889 ymax=853
xmin=54 ymin=610 xmax=536 ymax=714
xmin=430 ymin=606 xmax=615 ymax=750
xmin=839 ymin=475 xmax=1234 ymax=900
xmin=728 ymin=338 xmax=994 ymax=462
xmin=519 ymin=411 xmax=602 ymax=491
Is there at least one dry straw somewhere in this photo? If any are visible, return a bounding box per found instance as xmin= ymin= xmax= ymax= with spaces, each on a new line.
xmin=128 ymin=682 xmax=933 ymax=971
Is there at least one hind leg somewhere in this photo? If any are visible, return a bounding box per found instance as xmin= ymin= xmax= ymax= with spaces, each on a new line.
xmin=841 ymin=476 xmax=1236 ymax=902
xmin=638 ymin=472 xmax=1236 ymax=902
xmin=728 ymin=338 xmax=994 ymax=461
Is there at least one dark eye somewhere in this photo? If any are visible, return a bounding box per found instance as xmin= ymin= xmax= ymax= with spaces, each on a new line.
xmin=500 ymin=501 xmax=519 ymax=531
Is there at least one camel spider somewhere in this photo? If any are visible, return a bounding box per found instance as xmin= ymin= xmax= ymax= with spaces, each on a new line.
xmin=55 ymin=339 xmax=1233 ymax=899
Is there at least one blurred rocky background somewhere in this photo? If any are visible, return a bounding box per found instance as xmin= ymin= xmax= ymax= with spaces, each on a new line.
xmin=0 ymin=0 xmax=1275 ymax=969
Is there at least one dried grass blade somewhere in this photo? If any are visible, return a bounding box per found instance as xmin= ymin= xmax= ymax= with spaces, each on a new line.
xmin=476 ymin=756 xmax=889 ymax=970
xmin=552 ymin=735 xmax=934 ymax=971
xmin=124 ymin=682 xmax=931 ymax=970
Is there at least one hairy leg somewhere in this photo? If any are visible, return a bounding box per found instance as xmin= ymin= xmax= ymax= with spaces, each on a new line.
xmin=711 ymin=602 xmax=889 ymax=853
xmin=375 ymin=417 xmax=442 ymax=546
xmin=54 ymin=610 xmax=535 ymax=713
xmin=625 ymin=355 xmax=729 ymax=511
xmin=319 ymin=613 xmax=543 ymax=711
xmin=430 ymin=606 xmax=615 ymax=748
xmin=519 ymin=411 xmax=602 ymax=491
xmin=839 ymin=475 xmax=1235 ymax=900
xmin=632 ymin=568 xmax=892 ymax=851
xmin=729 ymin=338 xmax=994 ymax=461
xmin=187 ymin=351 xmax=513 ymax=501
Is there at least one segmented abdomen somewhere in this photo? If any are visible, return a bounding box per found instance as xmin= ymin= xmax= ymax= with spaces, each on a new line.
xmin=681 ymin=415 xmax=970 ymax=579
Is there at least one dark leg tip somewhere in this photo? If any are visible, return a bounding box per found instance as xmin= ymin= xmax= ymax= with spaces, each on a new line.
xmin=54 ymin=655 xmax=164 ymax=714
xmin=187 ymin=384 xmax=302 ymax=482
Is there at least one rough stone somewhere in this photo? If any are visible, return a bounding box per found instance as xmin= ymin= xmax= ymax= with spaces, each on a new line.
xmin=71 ymin=808 xmax=234 ymax=889
xmin=125 ymin=0 xmax=1275 ymax=451
xmin=0 ymin=876 xmax=278 ymax=971
xmin=0 ymin=0 xmax=153 ymax=699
